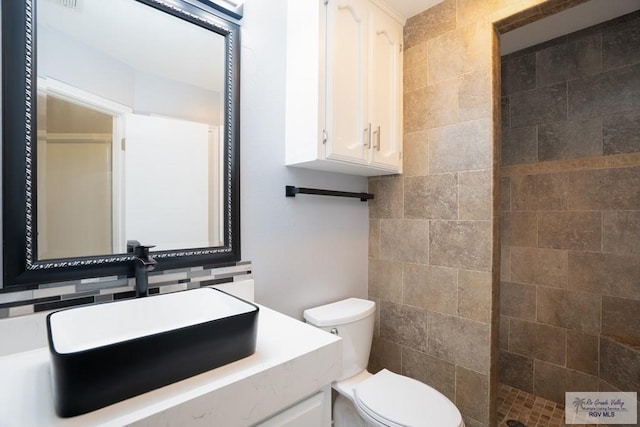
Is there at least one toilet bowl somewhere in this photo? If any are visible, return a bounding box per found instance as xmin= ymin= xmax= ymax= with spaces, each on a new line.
xmin=304 ymin=298 xmax=464 ymax=427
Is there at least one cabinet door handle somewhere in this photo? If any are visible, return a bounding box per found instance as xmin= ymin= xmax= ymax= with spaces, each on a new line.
xmin=364 ymin=123 xmax=371 ymax=148
xmin=373 ymin=126 xmax=381 ymax=151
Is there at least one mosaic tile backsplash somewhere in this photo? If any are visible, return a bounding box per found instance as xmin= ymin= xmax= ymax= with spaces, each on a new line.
xmin=0 ymin=261 xmax=252 ymax=318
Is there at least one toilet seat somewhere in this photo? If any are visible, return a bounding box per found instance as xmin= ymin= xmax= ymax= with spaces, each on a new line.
xmin=352 ymin=369 xmax=464 ymax=427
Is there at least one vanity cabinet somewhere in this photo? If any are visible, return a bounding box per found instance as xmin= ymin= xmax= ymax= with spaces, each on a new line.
xmin=257 ymin=391 xmax=329 ymax=427
xmin=285 ymin=0 xmax=403 ymax=176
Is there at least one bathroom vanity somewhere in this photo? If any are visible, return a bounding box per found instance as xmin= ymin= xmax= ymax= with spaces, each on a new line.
xmin=0 ymin=304 xmax=342 ymax=426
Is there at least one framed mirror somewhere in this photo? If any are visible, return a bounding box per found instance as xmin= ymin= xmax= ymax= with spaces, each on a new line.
xmin=2 ymin=0 xmax=241 ymax=288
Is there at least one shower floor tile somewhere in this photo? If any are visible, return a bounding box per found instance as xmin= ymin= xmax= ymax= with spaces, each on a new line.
xmin=497 ymin=384 xmax=614 ymax=427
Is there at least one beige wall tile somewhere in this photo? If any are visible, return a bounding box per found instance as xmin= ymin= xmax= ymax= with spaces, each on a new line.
xmin=537 ymin=287 xmax=601 ymax=333
xmin=380 ymin=300 xmax=428 ymax=351
xmin=404 ymin=0 xmax=456 ymax=50
xmin=427 ymin=311 xmax=491 ymax=374
xmin=500 ymin=245 xmax=511 ymax=281
xmin=502 ymin=152 xmax=640 ymax=178
xmin=456 ymin=0 xmax=496 ymax=27
xmin=428 ymin=28 xmax=464 ymax=85
xmin=455 ymin=367 xmax=490 ymax=424
xmin=499 ymin=316 xmax=510 ymax=350
xmin=501 ymin=177 xmax=511 ymax=212
xmin=600 ymin=336 xmax=640 ymax=392
xmin=459 ymin=69 xmax=493 ymax=121
xmin=492 ymin=0 xmax=546 ymax=30
xmin=502 ymin=96 xmax=511 ymax=131
xmin=373 ymin=1 xmax=592 ymax=424
xmin=508 ymin=318 xmax=536 ymax=356
xmin=603 ymin=210 xmax=640 ymax=255
xmin=603 ymin=109 xmax=640 ymax=155
xmin=500 ymin=281 xmax=536 ymax=320
xmin=404 ymin=42 xmax=428 ymax=93
xmin=429 ymin=119 xmax=492 ymax=173
xmin=567 ymin=330 xmax=599 ymax=376
xmin=565 ymin=368 xmax=599 ymax=395
xmin=404 ymin=87 xmax=429 ymax=133
xmin=380 ymin=219 xmax=429 ymax=263
xmin=510 ymin=319 xmax=566 ymax=365
xmin=499 ymin=350 xmax=534 ymax=393
xmin=601 ymin=296 xmax=640 ymax=345
xmin=502 ymin=126 xmax=538 ymax=166
xmin=369 ymin=219 xmax=380 ymax=258
xmin=403 ymin=130 xmax=429 ymax=176
xmin=430 ymin=220 xmax=492 ymax=271
xmin=369 ymin=177 xmax=404 ymax=219
xmin=404 ymin=174 xmax=458 ymax=219
xmin=511 ymin=247 xmax=568 ymax=288
xmin=458 ymin=269 xmax=492 ymax=323
xmin=368 ymin=258 xmax=403 ymax=303
xmin=534 ymin=323 xmax=566 ymax=365
xmin=403 ymin=79 xmax=458 ymax=133
xmin=403 ymin=263 xmax=457 ymax=315
xmin=402 ymin=347 xmax=456 ymax=401
xmin=424 ymin=80 xmax=459 ymax=129
xmin=568 ymin=251 xmax=640 ymax=299
xmin=538 ymin=211 xmax=602 ymax=251
xmin=459 ymin=169 xmax=492 ymax=220
xmin=502 ymin=211 xmax=537 ymax=247
xmin=510 ymin=173 xmax=568 ymax=211
xmin=428 ymin=21 xmax=492 ymax=85
xmin=368 ymin=336 xmax=402 ymax=374
xmin=538 ymin=117 xmax=603 ymax=162
xmin=497 ymin=9 xmax=640 ymax=400
xmin=568 ymin=166 xmax=640 ymax=210
xmin=568 ymin=63 xmax=640 ymax=119
xmin=534 ymin=360 xmax=598 ymax=404
xmin=538 ymin=0 xmax=593 ymax=17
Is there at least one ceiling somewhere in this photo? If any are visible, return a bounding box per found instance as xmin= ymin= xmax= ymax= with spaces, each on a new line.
xmin=500 ymin=0 xmax=640 ymax=54
xmin=38 ymin=0 xmax=225 ymax=91
xmin=384 ymin=0 xmax=444 ymax=18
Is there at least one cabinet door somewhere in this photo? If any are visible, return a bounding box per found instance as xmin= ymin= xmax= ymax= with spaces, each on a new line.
xmin=257 ymin=392 xmax=326 ymax=427
xmin=369 ymin=5 xmax=402 ymax=171
xmin=325 ymin=0 xmax=369 ymax=164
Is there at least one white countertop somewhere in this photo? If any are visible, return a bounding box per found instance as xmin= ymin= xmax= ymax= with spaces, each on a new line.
xmin=0 ymin=304 xmax=342 ymax=427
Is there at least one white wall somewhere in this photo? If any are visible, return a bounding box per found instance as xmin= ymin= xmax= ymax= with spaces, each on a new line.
xmin=240 ymin=0 xmax=369 ymax=318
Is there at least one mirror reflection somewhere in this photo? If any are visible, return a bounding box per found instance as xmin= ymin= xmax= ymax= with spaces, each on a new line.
xmin=36 ymin=0 xmax=226 ymax=259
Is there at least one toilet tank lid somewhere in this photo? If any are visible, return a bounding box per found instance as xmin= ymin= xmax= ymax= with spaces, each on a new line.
xmin=303 ymin=298 xmax=375 ymax=327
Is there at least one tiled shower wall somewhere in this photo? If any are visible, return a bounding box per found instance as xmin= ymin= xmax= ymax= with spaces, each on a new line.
xmin=366 ymin=1 xmax=597 ymax=426
xmin=499 ymin=11 xmax=640 ymax=405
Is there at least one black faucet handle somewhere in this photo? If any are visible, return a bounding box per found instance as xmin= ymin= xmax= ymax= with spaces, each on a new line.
xmin=128 ymin=241 xmax=156 ymax=262
xmin=136 ymin=245 xmax=156 ymax=261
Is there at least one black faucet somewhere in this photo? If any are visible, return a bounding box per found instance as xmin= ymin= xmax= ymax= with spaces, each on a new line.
xmin=127 ymin=241 xmax=157 ymax=298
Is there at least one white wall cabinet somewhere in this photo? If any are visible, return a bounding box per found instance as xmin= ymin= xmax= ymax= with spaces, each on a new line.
xmin=285 ymin=0 xmax=403 ymax=176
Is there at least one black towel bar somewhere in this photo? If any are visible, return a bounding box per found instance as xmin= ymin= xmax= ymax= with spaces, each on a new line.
xmin=285 ymin=186 xmax=373 ymax=202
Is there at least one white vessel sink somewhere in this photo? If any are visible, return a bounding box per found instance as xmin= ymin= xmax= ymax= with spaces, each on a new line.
xmin=46 ymin=288 xmax=259 ymax=417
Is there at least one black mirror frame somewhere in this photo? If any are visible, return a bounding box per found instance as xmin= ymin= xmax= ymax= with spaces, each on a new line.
xmin=2 ymin=0 xmax=241 ymax=289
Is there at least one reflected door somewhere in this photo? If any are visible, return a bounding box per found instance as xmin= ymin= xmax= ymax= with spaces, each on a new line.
xmin=124 ymin=114 xmax=212 ymax=251
xmin=37 ymin=97 xmax=114 ymax=259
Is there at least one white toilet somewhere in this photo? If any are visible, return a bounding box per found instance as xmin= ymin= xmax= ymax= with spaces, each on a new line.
xmin=304 ymin=298 xmax=464 ymax=427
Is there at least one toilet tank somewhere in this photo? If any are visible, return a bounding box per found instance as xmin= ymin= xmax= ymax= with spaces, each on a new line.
xmin=303 ymin=298 xmax=375 ymax=381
